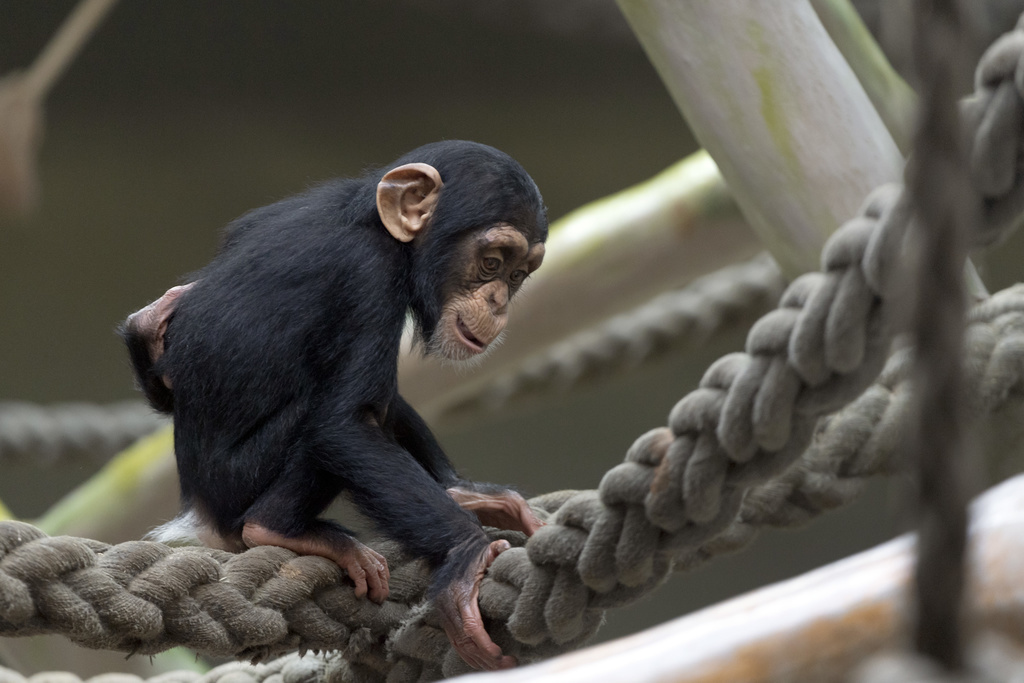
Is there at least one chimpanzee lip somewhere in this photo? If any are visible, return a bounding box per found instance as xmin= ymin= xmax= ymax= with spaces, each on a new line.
xmin=455 ymin=316 xmax=486 ymax=353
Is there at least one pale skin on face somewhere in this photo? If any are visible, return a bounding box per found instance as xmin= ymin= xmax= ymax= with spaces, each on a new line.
xmin=439 ymin=224 xmax=546 ymax=360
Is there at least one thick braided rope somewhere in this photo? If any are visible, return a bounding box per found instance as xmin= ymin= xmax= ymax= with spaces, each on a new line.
xmin=442 ymin=254 xmax=785 ymax=417
xmin=5 ymin=14 xmax=1024 ymax=683
xmin=673 ymin=284 xmax=1024 ymax=570
xmin=1 ymin=288 xmax=1023 ymax=681
xmin=0 ymin=402 xmax=166 ymax=466
xmin=431 ymin=17 xmax=1024 ymax=674
xmin=0 ymin=525 xmax=430 ymax=678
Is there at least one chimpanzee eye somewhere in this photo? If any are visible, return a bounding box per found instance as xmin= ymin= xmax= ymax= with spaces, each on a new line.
xmin=482 ymin=257 xmax=501 ymax=275
xmin=510 ymin=270 xmax=527 ymax=285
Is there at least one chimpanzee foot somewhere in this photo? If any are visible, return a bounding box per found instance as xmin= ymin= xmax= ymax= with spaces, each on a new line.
xmin=437 ymin=539 xmax=516 ymax=671
xmin=447 ymin=487 xmax=545 ymax=536
xmin=241 ymin=521 xmax=390 ymax=603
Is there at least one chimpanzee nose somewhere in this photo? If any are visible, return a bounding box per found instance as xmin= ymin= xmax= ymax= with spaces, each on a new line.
xmin=488 ymin=283 xmax=509 ymax=316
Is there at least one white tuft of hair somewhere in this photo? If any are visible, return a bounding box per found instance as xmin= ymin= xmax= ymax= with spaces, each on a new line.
xmin=147 ymin=510 xmax=205 ymax=546
xmin=147 ymin=509 xmax=246 ymax=551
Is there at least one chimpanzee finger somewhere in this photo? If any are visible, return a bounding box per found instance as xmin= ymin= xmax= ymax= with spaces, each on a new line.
xmin=346 ymin=562 xmax=369 ymax=599
xmin=364 ymin=555 xmax=390 ymax=604
xmin=512 ymin=498 xmax=545 ymax=536
xmin=467 ymin=540 xmax=516 ymax=668
xmin=442 ymin=539 xmax=516 ymax=670
xmin=371 ymin=547 xmax=392 ymax=587
xmin=448 ymin=595 xmax=506 ymax=671
xmin=461 ymin=605 xmax=516 ymax=670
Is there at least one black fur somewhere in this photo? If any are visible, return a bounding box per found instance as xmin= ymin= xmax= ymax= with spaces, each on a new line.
xmin=127 ymin=140 xmax=547 ymax=590
xmin=121 ymin=324 xmax=174 ymax=413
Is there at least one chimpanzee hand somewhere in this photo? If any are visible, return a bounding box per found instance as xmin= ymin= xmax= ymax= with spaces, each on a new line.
xmin=447 ymin=487 xmax=545 ymax=536
xmin=437 ymin=539 xmax=516 ymax=670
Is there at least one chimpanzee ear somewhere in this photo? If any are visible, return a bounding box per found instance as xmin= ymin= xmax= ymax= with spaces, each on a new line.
xmin=376 ymin=163 xmax=444 ymax=243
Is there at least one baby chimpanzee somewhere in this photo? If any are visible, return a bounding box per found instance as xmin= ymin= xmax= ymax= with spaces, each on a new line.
xmin=123 ymin=141 xmax=548 ymax=670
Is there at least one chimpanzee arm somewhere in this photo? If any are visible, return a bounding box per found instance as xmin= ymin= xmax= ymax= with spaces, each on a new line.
xmin=320 ymin=416 xmax=484 ymax=566
xmin=389 ymin=395 xmax=544 ymax=536
xmin=389 ymin=394 xmax=460 ymax=487
xmin=314 ymin=416 xmax=515 ymax=670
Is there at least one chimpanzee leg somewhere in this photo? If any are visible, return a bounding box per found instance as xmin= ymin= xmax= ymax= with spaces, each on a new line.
xmin=242 ymin=518 xmax=389 ymax=602
xmin=240 ymin=462 xmax=390 ymax=603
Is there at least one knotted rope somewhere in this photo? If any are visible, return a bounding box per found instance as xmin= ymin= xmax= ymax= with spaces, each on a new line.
xmin=1 ymin=290 xmax=1023 ymax=679
xmin=2 ymin=280 xmax=1024 ymax=681
xmin=6 ymin=11 xmax=1024 ymax=683
xmin=2 ymin=296 xmax=1024 ymax=679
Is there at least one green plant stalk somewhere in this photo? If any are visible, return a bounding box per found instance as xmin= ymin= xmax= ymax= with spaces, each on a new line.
xmin=0 ymin=637 xmax=206 ymax=678
xmin=36 ymin=425 xmax=178 ymax=539
xmin=0 ymin=497 xmax=13 ymax=521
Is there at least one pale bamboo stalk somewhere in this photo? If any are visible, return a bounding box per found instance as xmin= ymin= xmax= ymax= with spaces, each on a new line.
xmin=453 ymin=474 xmax=1024 ymax=683
xmin=34 ymin=426 xmax=178 ymax=540
xmin=810 ymin=0 xmax=917 ymax=152
xmin=22 ymin=0 xmax=120 ymax=101
xmin=616 ymin=0 xmax=903 ymax=277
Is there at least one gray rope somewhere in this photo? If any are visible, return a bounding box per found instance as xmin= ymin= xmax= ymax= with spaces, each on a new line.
xmin=1 ymin=292 xmax=1023 ymax=681
xmin=441 ymin=254 xmax=785 ymax=418
xmin=0 ymin=402 xmax=166 ymax=466
xmin=1 ymin=280 xmax=1024 ymax=680
xmin=907 ymin=0 xmax=976 ymax=671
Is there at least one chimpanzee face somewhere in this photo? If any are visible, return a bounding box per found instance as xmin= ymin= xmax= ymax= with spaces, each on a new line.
xmin=430 ymin=223 xmax=545 ymax=361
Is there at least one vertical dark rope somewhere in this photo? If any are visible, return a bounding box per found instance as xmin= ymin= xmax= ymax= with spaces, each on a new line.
xmin=908 ymin=0 xmax=979 ymax=671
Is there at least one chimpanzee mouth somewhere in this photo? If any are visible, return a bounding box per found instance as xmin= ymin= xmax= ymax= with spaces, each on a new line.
xmin=455 ymin=316 xmax=486 ymax=353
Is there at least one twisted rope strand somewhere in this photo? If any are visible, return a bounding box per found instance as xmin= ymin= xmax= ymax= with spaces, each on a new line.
xmin=0 ymin=402 xmax=166 ymax=466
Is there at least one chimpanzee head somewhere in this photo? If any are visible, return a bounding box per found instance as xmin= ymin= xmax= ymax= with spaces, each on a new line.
xmin=375 ymin=140 xmax=547 ymax=361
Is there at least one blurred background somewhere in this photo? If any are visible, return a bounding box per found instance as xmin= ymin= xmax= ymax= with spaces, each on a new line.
xmin=2 ymin=0 xmax=1024 ymax=675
